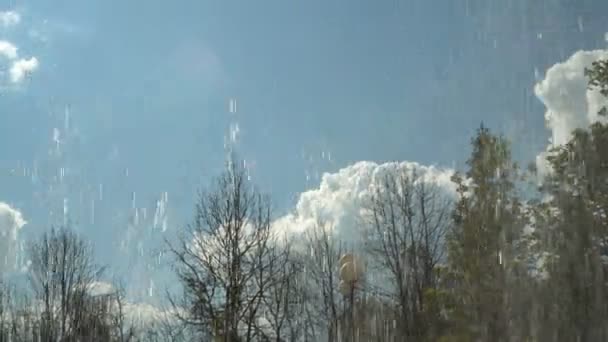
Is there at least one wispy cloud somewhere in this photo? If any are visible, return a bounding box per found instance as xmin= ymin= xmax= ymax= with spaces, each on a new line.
xmin=26 ymin=15 xmax=93 ymax=46
xmin=0 ymin=11 xmax=20 ymax=28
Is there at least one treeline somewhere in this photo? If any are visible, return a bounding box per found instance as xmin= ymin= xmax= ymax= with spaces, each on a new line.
xmin=0 ymin=227 xmax=173 ymax=342
xmin=3 ymin=61 xmax=608 ymax=341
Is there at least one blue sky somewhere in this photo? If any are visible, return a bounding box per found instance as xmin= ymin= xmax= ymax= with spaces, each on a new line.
xmin=2 ymin=0 xmax=608 ymax=291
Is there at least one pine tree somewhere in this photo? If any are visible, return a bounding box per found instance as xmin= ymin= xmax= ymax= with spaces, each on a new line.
xmin=541 ymin=114 xmax=608 ymax=340
xmin=524 ymin=58 xmax=608 ymax=341
xmin=445 ymin=125 xmax=523 ymax=341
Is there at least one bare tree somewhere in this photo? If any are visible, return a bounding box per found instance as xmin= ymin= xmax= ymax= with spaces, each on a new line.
xmin=137 ymin=310 xmax=188 ymax=342
xmin=0 ymin=281 xmax=17 ymax=342
xmin=27 ymin=226 xmax=105 ymax=341
xmin=0 ymin=281 xmax=40 ymax=342
xmin=300 ymin=220 xmax=345 ymax=342
xmin=103 ymin=282 xmax=138 ymax=342
xmin=168 ymin=161 xmax=279 ymax=342
xmin=363 ymin=167 xmax=451 ymax=340
xmin=259 ymin=238 xmax=308 ymax=342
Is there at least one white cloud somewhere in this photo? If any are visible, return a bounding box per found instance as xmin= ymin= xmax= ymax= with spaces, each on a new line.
xmin=0 ymin=11 xmax=41 ymax=86
xmin=0 ymin=40 xmax=17 ymax=59
xmin=534 ymin=49 xmax=608 ymax=174
xmin=0 ymin=11 xmax=20 ymax=28
xmin=9 ymin=56 xmax=38 ymax=83
xmin=84 ymin=282 xmax=182 ymax=335
xmin=535 ymin=49 xmax=608 ymax=146
xmin=88 ymin=281 xmax=116 ymax=297
xmin=123 ymin=302 xmax=175 ymax=326
xmin=0 ymin=202 xmax=27 ymax=273
xmin=86 ymin=281 xmax=177 ymax=326
xmin=272 ymin=161 xmax=456 ymax=244
xmin=528 ymin=50 xmax=608 ymax=275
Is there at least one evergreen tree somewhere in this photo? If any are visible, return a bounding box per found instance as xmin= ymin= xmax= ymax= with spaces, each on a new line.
xmin=445 ymin=125 xmax=523 ymax=341
xmin=538 ymin=60 xmax=608 ymax=339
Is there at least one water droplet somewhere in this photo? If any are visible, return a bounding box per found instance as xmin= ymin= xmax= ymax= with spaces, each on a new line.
xmin=148 ymin=279 xmax=155 ymax=297
xmin=91 ymin=199 xmax=95 ymax=225
xmin=63 ymin=198 xmax=69 ymax=225
xmin=229 ymin=98 xmax=237 ymax=113
xmin=64 ymin=106 xmax=70 ymax=132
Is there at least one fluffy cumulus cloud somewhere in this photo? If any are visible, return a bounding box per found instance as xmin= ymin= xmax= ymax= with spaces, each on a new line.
xmin=0 ymin=10 xmax=39 ymax=86
xmin=9 ymin=56 xmax=38 ymax=83
xmin=534 ymin=49 xmax=608 ymax=174
xmin=0 ymin=202 xmax=27 ymax=273
xmin=0 ymin=40 xmax=17 ymax=59
xmin=272 ymin=161 xmax=456 ymax=244
xmin=530 ymin=49 xmax=608 ymax=271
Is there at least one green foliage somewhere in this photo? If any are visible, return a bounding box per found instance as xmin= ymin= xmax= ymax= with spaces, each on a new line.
xmin=531 ymin=57 xmax=608 ymax=340
xmin=586 ymin=59 xmax=608 ymax=117
xmin=445 ymin=124 xmax=526 ymax=341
